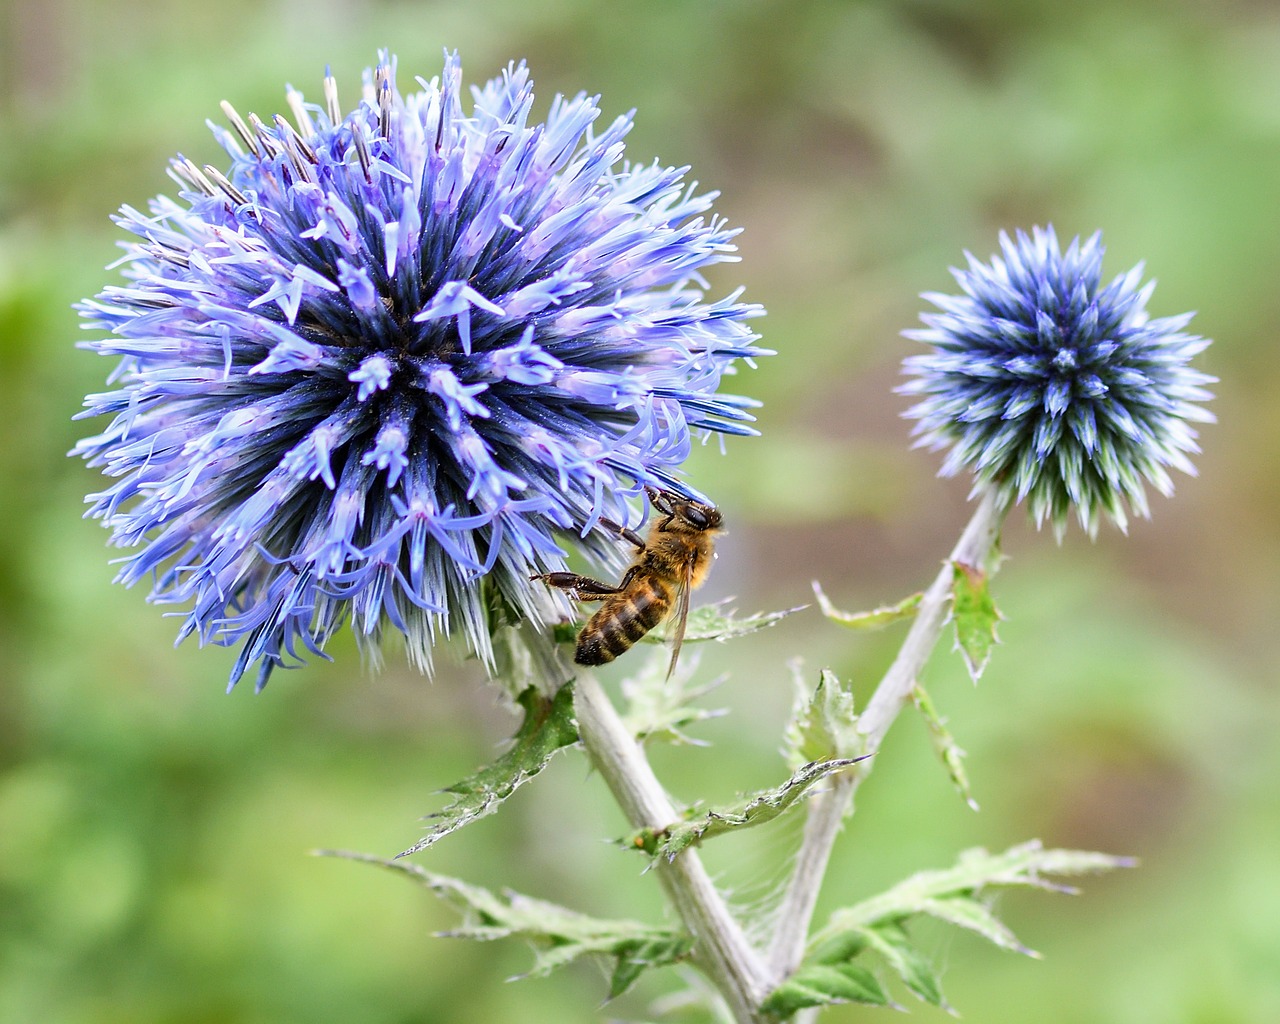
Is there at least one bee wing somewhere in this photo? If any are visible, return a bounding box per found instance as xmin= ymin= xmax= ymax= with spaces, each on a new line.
xmin=666 ymin=562 xmax=694 ymax=680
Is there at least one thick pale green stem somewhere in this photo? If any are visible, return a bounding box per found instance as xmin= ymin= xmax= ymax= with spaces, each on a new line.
xmin=767 ymin=488 xmax=1009 ymax=989
xmin=574 ymin=670 xmax=771 ymax=1024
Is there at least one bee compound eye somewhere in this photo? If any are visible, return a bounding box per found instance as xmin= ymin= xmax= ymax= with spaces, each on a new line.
xmin=684 ymin=506 xmax=710 ymax=529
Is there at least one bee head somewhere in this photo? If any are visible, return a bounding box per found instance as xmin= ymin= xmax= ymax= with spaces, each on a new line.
xmin=647 ymin=486 xmax=723 ymax=532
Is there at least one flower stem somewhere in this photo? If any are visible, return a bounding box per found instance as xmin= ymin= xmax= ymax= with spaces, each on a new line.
xmin=767 ymin=487 xmax=1008 ymax=983
xmin=574 ymin=670 xmax=770 ymax=1024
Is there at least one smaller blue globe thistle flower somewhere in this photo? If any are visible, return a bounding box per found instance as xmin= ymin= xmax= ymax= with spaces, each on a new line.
xmin=74 ymin=53 xmax=766 ymax=690
xmin=899 ymin=226 xmax=1214 ymax=537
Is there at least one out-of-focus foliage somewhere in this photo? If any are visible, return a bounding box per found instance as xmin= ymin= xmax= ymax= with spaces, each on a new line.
xmin=3 ymin=1 xmax=1276 ymax=1022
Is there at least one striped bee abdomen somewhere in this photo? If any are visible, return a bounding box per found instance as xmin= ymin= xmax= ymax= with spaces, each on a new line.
xmin=573 ymin=583 xmax=672 ymax=666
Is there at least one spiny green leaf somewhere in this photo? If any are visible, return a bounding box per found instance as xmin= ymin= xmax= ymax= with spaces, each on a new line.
xmin=551 ymin=602 xmax=803 ymax=651
xmin=317 ymin=851 xmax=692 ymax=998
xmin=398 ymin=684 xmax=579 ymax=857
xmin=812 ymin=580 xmax=922 ymax=630
xmin=951 ymin=560 xmax=1001 ymax=681
xmin=762 ymin=962 xmax=889 ymax=1016
xmin=785 ymin=921 xmax=939 ymax=1012
xmin=946 ymin=839 xmax=1137 ymax=887
xmin=784 ymin=666 xmax=861 ymax=767
xmin=813 ymin=839 xmax=1134 ymax=954
xmin=629 ymin=758 xmax=866 ymax=861
xmin=911 ymin=683 xmax=977 ymax=810
xmin=786 ymin=841 xmax=1133 ymax=1014
xmin=916 ymin=896 xmax=1036 ymax=956
xmin=808 ymin=928 xmax=870 ymax=966
xmin=859 ymin=922 xmax=947 ymax=1008
xmin=620 ymin=648 xmax=725 ymax=747
xmin=602 ymin=934 xmax=702 ymax=1000
xmin=664 ymin=601 xmax=806 ymax=645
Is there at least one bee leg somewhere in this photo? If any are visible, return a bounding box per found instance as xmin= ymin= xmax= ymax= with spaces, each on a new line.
xmin=596 ymin=516 xmax=646 ymax=553
xmin=530 ymin=571 xmax=622 ymax=601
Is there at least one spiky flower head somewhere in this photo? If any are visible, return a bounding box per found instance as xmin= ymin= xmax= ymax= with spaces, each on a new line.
xmin=899 ymin=225 xmax=1213 ymax=536
xmin=75 ymin=52 xmax=765 ymax=690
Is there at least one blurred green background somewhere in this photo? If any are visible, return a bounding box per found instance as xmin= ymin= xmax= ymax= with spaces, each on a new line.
xmin=1 ymin=0 xmax=1275 ymax=1021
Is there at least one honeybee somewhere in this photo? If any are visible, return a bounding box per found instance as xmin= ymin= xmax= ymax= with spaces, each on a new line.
xmin=533 ymin=487 xmax=723 ymax=676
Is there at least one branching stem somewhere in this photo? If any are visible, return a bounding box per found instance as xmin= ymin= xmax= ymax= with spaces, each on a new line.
xmin=767 ymin=487 xmax=1009 ymax=985
xmin=570 ymin=488 xmax=1006 ymax=1020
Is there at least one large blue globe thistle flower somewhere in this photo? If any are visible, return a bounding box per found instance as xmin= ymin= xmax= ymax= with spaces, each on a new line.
xmin=899 ymin=226 xmax=1213 ymax=536
xmin=75 ymin=53 xmax=765 ymax=690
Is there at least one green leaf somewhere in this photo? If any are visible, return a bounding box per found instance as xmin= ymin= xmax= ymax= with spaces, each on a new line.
xmin=317 ymin=851 xmax=692 ymax=998
xmin=551 ymin=602 xmax=802 ymax=651
xmin=911 ymin=683 xmax=977 ymax=810
xmin=762 ymin=962 xmax=888 ymax=1016
xmin=784 ymin=840 xmax=1133 ymax=1013
xmin=812 ymin=839 xmax=1135 ymax=958
xmin=807 ymin=928 xmax=869 ymax=966
xmin=664 ymin=601 xmax=805 ymax=645
xmin=784 ymin=666 xmax=861 ymax=767
xmin=859 ymin=922 xmax=947 ymax=1008
xmin=951 ymin=560 xmax=1001 ymax=681
xmin=398 ymin=684 xmax=579 ymax=856
xmin=812 ymin=580 xmax=922 ymax=630
xmin=916 ymin=896 xmax=1035 ymax=956
xmin=602 ymin=934 xmax=699 ymax=1000
xmin=629 ymin=758 xmax=866 ymax=860
xmin=620 ymin=647 xmax=725 ymax=746
xmin=805 ymin=920 xmax=945 ymax=1010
